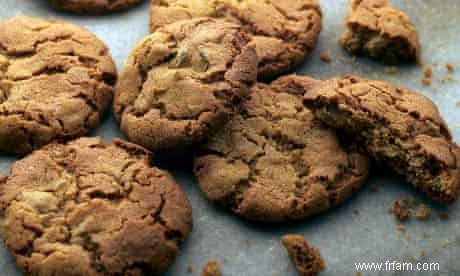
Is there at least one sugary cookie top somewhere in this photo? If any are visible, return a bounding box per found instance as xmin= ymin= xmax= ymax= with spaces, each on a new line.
xmin=115 ymin=18 xmax=257 ymax=150
xmin=150 ymin=0 xmax=322 ymax=79
xmin=0 ymin=137 xmax=192 ymax=275
xmin=0 ymin=16 xmax=116 ymax=153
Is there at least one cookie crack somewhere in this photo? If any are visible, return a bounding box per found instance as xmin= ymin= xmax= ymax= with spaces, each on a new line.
xmin=126 ymin=21 xmax=248 ymax=124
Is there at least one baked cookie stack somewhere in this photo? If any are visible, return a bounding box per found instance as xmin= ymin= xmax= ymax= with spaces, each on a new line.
xmin=0 ymin=0 xmax=459 ymax=275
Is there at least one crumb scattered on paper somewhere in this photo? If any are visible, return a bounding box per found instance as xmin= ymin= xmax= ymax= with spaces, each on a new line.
xmin=245 ymin=240 xmax=251 ymax=248
xmin=422 ymin=78 xmax=432 ymax=86
xmin=384 ymin=66 xmax=399 ymax=74
xmin=446 ymin=63 xmax=456 ymax=73
xmin=438 ymin=212 xmax=449 ymax=220
xmin=424 ymin=66 xmax=433 ymax=78
xmin=201 ymin=260 xmax=222 ymax=276
xmin=320 ymin=51 xmax=332 ymax=62
xmin=390 ymin=200 xmax=411 ymax=221
xmin=397 ymin=224 xmax=406 ymax=233
xmin=422 ymin=66 xmax=433 ymax=86
xmin=415 ymin=204 xmax=431 ymax=220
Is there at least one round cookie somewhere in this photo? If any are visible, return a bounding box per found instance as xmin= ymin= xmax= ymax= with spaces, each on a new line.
xmin=0 ymin=16 xmax=116 ymax=154
xmin=0 ymin=137 xmax=193 ymax=275
xmin=150 ymin=0 xmax=323 ymax=80
xmin=115 ymin=18 xmax=258 ymax=152
xmin=194 ymin=75 xmax=370 ymax=222
xmin=50 ymin=0 xmax=142 ymax=13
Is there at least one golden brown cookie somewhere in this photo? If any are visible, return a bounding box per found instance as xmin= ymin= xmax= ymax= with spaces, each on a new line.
xmin=150 ymin=0 xmax=322 ymax=80
xmin=0 ymin=137 xmax=193 ymax=276
xmin=304 ymin=75 xmax=460 ymax=204
xmin=0 ymin=16 xmax=116 ymax=154
xmin=50 ymin=0 xmax=142 ymax=13
xmin=194 ymin=75 xmax=369 ymax=222
xmin=114 ymin=18 xmax=257 ymax=152
xmin=339 ymin=0 xmax=421 ymax=63
xmin=282 ymin=234 xmax=325 ymax=276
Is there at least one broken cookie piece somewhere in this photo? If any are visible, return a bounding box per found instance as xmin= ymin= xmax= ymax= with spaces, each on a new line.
xmin=339 ymin=0 xmax=421 ymax=63
xmin=201 ymin=260 xmax=222 ymax=276
xmin=282 ymin=234 xmax=325 ymax=276
xmin=304 ymin=75 xmax=460 ymax=204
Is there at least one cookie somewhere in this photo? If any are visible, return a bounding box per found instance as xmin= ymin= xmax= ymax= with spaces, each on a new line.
xmin=194 ymin=75 xmax=369 ymax=222
xmin=201 ymin=260 xmax=222 ymax=276
xmin=0 ymin=137 xmax=193 ymax=275
xmin=282 ymin=234 xmax=325 ymax=276
xmin=50 ymin=0 xmax=142 ymax=13
xmin=339 ymin=0 xmax=421 ymax=63
xmin=0 ymin=16 xmax=115 ymax=154
xmin=150 ymin=0 xmax=322 ymax=80
xmin=304 ymin=75 xmax=460 ymax=204
xmin=114 ymin=18 xmax=257 ymax=152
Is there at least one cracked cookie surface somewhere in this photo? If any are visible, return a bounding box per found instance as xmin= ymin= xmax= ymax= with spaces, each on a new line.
xmin=0 ymin=16 xmax=116 ymax=154
xmin=50 ymin=0 xmax=142 ymax=13
xmin=304 ymin=75 xmax=460 ymax=204
xmin=150 ymin=0 xmax=322 ymax=80
xmin=194 ymin=75 xmax=369 ymax=222
xmin=339 ymin=0 xmax=421 ymax=63
xmin=115 ymin=18 xmax=257 ymax=152
xmin=0 ymin=137 xmax=193 ymax=276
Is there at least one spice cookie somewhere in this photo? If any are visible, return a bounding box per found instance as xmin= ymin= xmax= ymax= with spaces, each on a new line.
xmin=50 ymin=0 xmax=142 ymax=13
xmin=339 ymin=0 xmax=421 ymax=63
xmin=194 ymin=75 xmax=369 ymax=222
xmin=304 ymin=75 xmax=460 ymax=204
xmin=114 ymin=18 xmax=257 ymax=152
xmin=150 ymin=0 xmax=322 ymax=80
xmin=0 ymin=16 xmax=116 ymax=154
xmin=0 ymin=137 xmax=193 ymax=275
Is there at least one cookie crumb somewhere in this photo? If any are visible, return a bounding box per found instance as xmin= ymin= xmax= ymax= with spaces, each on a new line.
xmin=201 ymin=260 xmax=222 ymax=276
xmin=384 ymin=67 xmax=399 ymax=74
xmin=397 ymin=224 xmax=406 ymax=233
xmin=390 ymin=200 xmax=411 ymax=221
xmin=320 ymin=51 xmax=332 ymax=62
xmin=422 ymin=66 xmax=433 ymax=86
xmin=356 ymin=272 xmax=362 ymax=276
xmin=415 ymin=204 xmax=431 ymax=220
xmin=187 ymin=264 xmax=194 ymax=273
xmin=456 ymin=101 xmax=460 ymax=107
xmin=282 ymin=234 xmax=325 ymax=276
xmin=440 ymin=75 xmax=454 ymax=84
xmin=245 ymin=239 xmax=252 ymax=248
xmin=422 ymin=78 xmax=432 ymax=86
xmin=423 ymin=66 xmax=433 ymax=78
xmin=446 ymin=63 xmax=456 ymax=73
xmin=438 ymin=212 xmax=449 ymax=220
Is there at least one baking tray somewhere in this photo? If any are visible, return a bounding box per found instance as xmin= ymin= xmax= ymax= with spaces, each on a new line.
xmin=1 ymin=0 xmax=459 ymax=275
